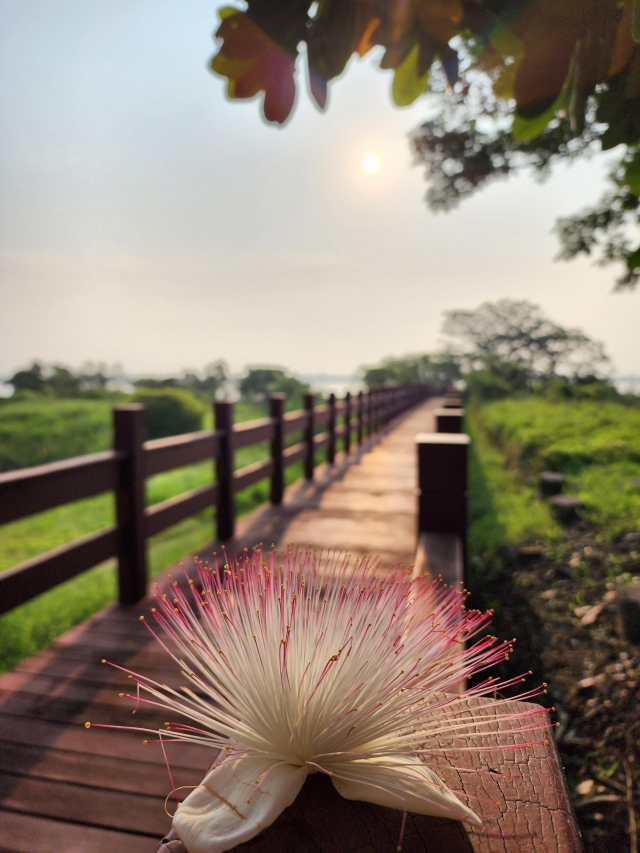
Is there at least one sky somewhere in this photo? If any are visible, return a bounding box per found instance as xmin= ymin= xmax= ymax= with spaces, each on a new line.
xmin=1 ymin=0 xmax=639 ymax=380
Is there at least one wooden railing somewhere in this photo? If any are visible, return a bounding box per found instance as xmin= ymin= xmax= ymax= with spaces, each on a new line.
xmin=0 ymin=384 xmax=428 ymax=615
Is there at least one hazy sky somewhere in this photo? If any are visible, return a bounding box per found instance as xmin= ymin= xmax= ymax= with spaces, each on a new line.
xmin=1 ymin=0 xmax=639 ymax=379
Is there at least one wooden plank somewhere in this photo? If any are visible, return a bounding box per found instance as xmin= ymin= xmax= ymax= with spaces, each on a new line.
xmin=0 ymin=529 xmax=119 ymax=616
xmin=0 ymin=688 xmax=173 ymax=730
xmin=282 ymin=443 xmax=305 ymax=467
xmin=0 ymin=771 xmax=170 ymax=836
xmin=145 ymin=484 xmax=218 ymax=537
xmin=233 ymin=459 xmax=273 ymax=493
xmin=0 ymin=741 xmax=201 ymax=798
xmin=0 ymin=451 xmax=120 ymax=525
xmin=282 ymin=411 xmax=307 ymax=434
xmin=0 ymin=810 xmax=160 ymax=853
xmin=313 ymin=432 xmax=329 ymax=450
xmin=0 ymin=712 xmax=212 ymax=770
xmin=144 ymin=431 xmax=219 ymax=477
xmin=313 ymin=405 xmax=328 ymax=427
xmin=233 ymin=419 xmax=273 ymax=449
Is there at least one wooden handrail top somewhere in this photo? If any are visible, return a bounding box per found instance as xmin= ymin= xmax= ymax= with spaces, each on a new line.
xmin=233 ymin=459 xmax=274 ymax=493
xmin=234 ymin=418 xmax=274 ymax=449
xmin=283 ymin=442 xmax=305 ymax=466
xmin=144 ymin=430 xmax=220 ymax=476
xmin=0 ymin=450 xmax=122 ymax=526
xmin=282 ymin=410 xmax=308 ymax=433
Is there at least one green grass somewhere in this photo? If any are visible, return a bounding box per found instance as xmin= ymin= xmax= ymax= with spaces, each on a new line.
xmin=0 ymin=398 xmax=312 ymax=673
xmin=467 ymin=409 xmax=561 ymax=559
xmin=0 ymin=399 xmax=113 ymax=472
xmin=470 ymin=398 xmax=640 ymax=547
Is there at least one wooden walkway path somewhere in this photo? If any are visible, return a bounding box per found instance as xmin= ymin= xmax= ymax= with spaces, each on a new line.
xmin=0 ymin=401 xmax=439 ymax=852
xmin=0 ymin=399 xmax=581 ymax=853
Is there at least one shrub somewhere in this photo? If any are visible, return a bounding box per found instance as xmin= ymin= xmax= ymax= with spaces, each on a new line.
xmin=134 ymin=388 xmax=205 ymax=440
xmin=0 ymin=399 xmax=112 ymax=472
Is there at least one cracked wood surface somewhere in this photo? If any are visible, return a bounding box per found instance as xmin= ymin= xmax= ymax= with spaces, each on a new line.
xmin=158 ymin=698 xmax=582 ymax=853
xmin=0 ymin=400 xmax=581 ymax=852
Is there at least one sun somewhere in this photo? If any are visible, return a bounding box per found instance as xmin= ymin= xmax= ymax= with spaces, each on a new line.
xmin=361 ymin=153 xmax=381 ymax=174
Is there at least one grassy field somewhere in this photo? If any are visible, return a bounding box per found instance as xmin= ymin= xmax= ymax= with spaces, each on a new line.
xmin=0 ymin=398 xmax=314 ymax=673
xmin=0 ymin=398 xmax=113 ymax=472
xmin=470 ymin=397 xmax=640 ymax=539
xmin=467 ymin=414 xmax=561 ymax=560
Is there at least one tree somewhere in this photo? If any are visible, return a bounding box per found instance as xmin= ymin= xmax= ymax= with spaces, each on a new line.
xmin=136 ymin=362 xmax=229 ymax=399
xmin=442 ymin=298 xmax=609 ymax=387
xmin=9 ymin=362 xmax=81 ymax=397
xmin=361 ymin=353 xmax=460 ymax=391
xmin=207 ymin=1 xmax=640 ymax=289
xmin=411 ymin=80 xmax=640 ymax=290
xmin=239 ymin=367 xmax=310 ymax=408
xmin=363 ymin=300 xmax=612 ymax=402
xmin=9 ymin=363 xmax=46 ymax=394
xmin=209 ymin=1 xmax=640 ymax=129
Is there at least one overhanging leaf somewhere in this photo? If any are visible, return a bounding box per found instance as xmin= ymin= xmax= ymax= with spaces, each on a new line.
xmin=622 ymin=149 xmax=640 ymax=194
xmin=627 ymin=245 xmax=640 ymax=269
xmin=392 ymin=43 xmax=430 ymax=107
xmin=511 ymin=90 xmax=564 ymax=142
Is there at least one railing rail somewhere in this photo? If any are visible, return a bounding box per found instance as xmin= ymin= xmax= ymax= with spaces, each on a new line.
xmin=0 ymin=384 xmax=429 ymax=615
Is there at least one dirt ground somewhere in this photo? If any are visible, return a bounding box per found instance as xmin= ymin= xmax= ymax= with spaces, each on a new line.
xmin=468 ymin=526 xmax=640 ymax=853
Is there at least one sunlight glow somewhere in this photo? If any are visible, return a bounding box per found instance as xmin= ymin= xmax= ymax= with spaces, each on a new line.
xmin=361 ymin=153 xmax=381 ymax=174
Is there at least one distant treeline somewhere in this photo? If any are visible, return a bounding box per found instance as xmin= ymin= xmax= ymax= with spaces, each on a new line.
xmin=3 ymin=362 xmax=315 ymax=443
xmin=362 ymin=299 xmax=637 ymax=405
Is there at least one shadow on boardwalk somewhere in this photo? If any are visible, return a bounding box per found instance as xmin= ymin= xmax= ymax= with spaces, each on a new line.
xmin=0 ymin=400 xmax=439 ymax=852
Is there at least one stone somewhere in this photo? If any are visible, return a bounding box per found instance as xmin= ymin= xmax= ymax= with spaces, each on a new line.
xmin=616 ymin=583 xmax=640 ymax=644
xmin=549 ymin=495 xmax=584 ymax=525
xmin=539 ymin=471 xmax=565 ymax=497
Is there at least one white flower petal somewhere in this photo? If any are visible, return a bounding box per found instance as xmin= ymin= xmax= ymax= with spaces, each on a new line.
xmin=173 ymin=756 xmax=308 ymax=853
xmin=330 ymin=755 xmax=481 ymax=826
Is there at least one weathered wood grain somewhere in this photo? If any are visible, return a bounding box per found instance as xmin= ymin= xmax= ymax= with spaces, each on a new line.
xmin=156 ymin=698 xmax=581 ymax=853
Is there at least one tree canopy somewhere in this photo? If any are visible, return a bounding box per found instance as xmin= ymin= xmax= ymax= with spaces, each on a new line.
xmin=209 ymin=1 xmax=640 ymax=288
xmin=239 ymin=367 xmax=310 ymax=407
xmin=442 ymin=298 xmax=609 ymax=381
xmin=361 ymin=299 xmax=613 ymax=400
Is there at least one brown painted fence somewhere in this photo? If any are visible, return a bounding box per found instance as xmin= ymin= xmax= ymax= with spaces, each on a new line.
xmin=0 ymin=385 xmax=428 ymax=616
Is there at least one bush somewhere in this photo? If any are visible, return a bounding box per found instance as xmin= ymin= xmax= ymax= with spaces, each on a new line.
xmin=134 ymin=388 xmax=205 ymax=440
xmin=0 ymin=399 xmax=112 ymax=472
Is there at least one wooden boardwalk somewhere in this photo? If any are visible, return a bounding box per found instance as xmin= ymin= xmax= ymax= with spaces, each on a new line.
xmin=0 ymin=401 xmax=440 ymax=852
xmin=0 ymin=399 xmax=581 ymax=853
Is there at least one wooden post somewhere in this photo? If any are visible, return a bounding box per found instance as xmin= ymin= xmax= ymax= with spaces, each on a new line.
xmin=215 ymin=400 xmax=235 ymax=541
xmin=304 ymin=392 xmax=315 ymax=480
xmin=357 ymin=390 xmax=363 ymax=446
xmin=114 ymin=405 xmax=147 ymax=605
xmin=344 ymin=391 xmax=351 ymax=454
xmin=416 ymin=433 xmax=469 ymax=565
xmin=327 ymin=392 xmax=336 ymax=464
xmin=381 ymin=388 xmax=388 ymax=427
xmin=269 ymin=394 xmax=285 ymax=505
xmin=435 ymin=408 xmax=464 ymax=434
xmin=370 ymin=388 xmax=378 ymax=435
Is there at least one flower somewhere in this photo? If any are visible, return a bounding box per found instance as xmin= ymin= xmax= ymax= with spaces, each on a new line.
xmin=93 ymin=546 xmax=549 ymax=853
